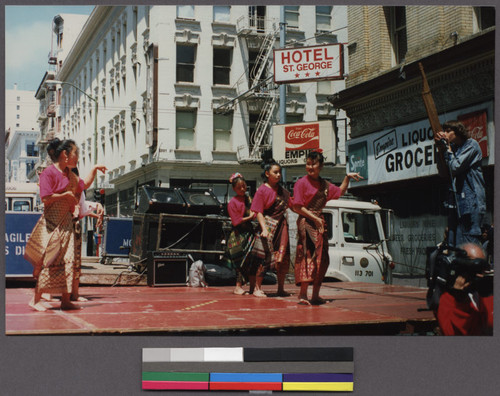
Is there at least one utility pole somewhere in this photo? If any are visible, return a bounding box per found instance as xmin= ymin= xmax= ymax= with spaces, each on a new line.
xmin=280 ymin=6 xmax=287 ymax=183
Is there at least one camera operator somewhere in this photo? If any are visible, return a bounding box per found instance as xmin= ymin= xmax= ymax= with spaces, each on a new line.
xmin=435 ymin=121 xmax=486 ymax=247
xmin=436 ymin=243 xmax=493 ymax=336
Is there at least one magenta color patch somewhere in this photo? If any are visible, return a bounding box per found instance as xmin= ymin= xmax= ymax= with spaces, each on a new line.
xmin=142 ymin=380 xmax=209 ymax=390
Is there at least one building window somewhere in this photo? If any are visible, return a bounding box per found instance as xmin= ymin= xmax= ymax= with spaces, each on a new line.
xmin=474 ymin=7 xmax=495 ymax=31
xmin=287 ymin=84 xmax=301 ymax=94
xmin=213 ymin=113 xmax=233 ymax=151
xmin=248 ymin=48 xmax=268 ymax=87
xmin=26 ymin=142 xmax=39 ymax=157
xmin=17 ymin=96 xmax=20 ymax=101
xmin=176 ymin=110 xmax=196 ymax=149
xmin=213 ymin=48 xmax=231 ymax=85
xmin=119 ymin=187 xmax=136 ymax=217
xmin=177 ymin=45 xmax=196 ymax=83
xmin=133 ymin=6 xmax=138 ymax=41
xmin=287 ymin=114 xmax=304 ymax=124
xmin=213 ymin=6 xmax=230 ymax=23
xmin=16 ymin=114 xmax=20 ymax=119
xmin=16 ymin=105 xmax=20 ymax=110
xmin=388 ymin=6 xmax=407 ymax=65
xmin=317 ymin=80 xmax=331 ymax=94
xmin=285 ymin=6 xmax=300 ymax=29
xmin=316 ymin=6 xmax=332 ymax=32
xmin=249 ymin=6 xmax=266 ymax=31
xmin=26 ymin=160 xmax=36 ymax=177
xmin=177 ymin=5 xmax=194 ymax=19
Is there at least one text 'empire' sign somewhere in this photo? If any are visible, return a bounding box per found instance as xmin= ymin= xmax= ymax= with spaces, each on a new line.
xmin=272 ymin=121 xmax=335 ymax=166
xmin=273 ymin=44 xmax=344 ymax=84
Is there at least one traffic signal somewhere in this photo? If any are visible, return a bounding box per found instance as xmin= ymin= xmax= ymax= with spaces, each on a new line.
xmin=99 ymin=188 xmax=105 ymax=205
xmin=93 ymin=188 xmax=105 ymax=205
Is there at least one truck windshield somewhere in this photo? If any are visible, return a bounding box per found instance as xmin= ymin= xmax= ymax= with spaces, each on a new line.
xmin=12 ymin=200 xmax=32 ymax=212
xmin=342 ymin=211 xmax=380 ymax=244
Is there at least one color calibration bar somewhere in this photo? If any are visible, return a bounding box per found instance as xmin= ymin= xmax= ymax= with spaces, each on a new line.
xmin=142 ymin=347 xmax=354 ymax=392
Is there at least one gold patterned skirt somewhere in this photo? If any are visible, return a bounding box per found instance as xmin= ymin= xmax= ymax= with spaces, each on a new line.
xmin=24 ymin=200 xmax=77 ymax=294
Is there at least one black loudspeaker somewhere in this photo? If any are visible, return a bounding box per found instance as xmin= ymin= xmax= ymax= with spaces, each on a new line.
xmin=178 ymin=189 xmax=223 ymax=215
xmin=130 ymin=214 xmax=160 ymax=266
xmin=146 ymin=251 xmax=188 ymax=286
xmin=137 ymin=186 xmax=187 ymax=214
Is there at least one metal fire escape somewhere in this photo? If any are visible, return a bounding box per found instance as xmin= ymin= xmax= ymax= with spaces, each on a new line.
xmin=217 ymin=14 xmax=280 ymax=163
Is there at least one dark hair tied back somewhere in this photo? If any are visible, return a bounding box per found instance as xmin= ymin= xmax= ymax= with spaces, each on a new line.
xmin=260 ymin=157 xmax=281 ymax=181
xmin=307 ymin=149 xmax=325 ymax=165
xmin=47 ymin=138 xmax=76 ymax=162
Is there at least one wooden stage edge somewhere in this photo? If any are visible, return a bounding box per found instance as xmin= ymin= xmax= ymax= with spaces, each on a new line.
xmin=5 ymin=282 xmax=438 ymax=336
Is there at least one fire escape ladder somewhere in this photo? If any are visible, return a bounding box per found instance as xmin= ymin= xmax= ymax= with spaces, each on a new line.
xmin=249 ymin=94 xmax=277 ymax=158
xmin=250 ymin=28 xmax=277 ymax=89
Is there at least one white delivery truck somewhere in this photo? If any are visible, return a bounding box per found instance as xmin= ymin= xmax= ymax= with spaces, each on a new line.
xmin=5 ymin=182 xmax=41 ymax=212
xmin=319 ymin=198 xmax=394 ymax=284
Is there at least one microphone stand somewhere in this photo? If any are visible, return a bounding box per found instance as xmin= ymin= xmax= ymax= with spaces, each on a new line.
xmin=443 ymin=141 xmax=461 ymax=247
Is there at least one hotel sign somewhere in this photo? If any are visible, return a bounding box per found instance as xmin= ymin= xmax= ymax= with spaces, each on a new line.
xmin=273 ymin=44 xmax=344 ymax=84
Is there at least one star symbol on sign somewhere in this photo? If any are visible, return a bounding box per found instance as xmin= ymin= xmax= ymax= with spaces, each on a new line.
xmin=295 ymin=73 xmax=300 ymax=78
xmin=316 ymin=71 xmax=321 ymax=76
xmin=305 ymin=72 xmax=310 ymax=77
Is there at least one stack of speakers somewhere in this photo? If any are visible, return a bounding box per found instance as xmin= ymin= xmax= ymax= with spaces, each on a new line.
xmin=131 ymin=186 xmax=229 ymax=286
xmin=137 ymin=186 xmax=223 ymax=215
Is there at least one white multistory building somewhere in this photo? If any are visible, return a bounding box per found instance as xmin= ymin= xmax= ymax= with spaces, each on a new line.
xmin=39 ymin=5 xmax=349 ymax=217
xmin=5 ymin=84 xmax=40 ymax=183
xmin=35 ymin=13 xmax=90 ymax=175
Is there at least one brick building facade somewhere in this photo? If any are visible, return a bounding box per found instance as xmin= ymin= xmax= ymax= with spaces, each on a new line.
xmin=331 ymin=6 xmax=495 ymax=277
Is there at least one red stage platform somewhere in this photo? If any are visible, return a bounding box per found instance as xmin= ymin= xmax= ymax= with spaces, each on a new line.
xmin=5 ymin=282 xmax=436 ymax=335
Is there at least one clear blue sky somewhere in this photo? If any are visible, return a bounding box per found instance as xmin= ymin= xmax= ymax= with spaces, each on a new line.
xmin=5 ymin=6 xmax=95 ymax=92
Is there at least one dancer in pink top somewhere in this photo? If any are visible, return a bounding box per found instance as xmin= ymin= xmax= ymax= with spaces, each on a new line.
xmin=225 ymin=173 xmax=256 ymax=295
xmin=250 ymin=159 xmax=292 ymax=298
xmin=293 ymin=149 xmax=362 ymax=305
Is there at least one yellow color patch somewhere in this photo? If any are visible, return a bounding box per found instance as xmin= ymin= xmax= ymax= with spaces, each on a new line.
xmin=283 ymin=382 xmax=354 ymax=391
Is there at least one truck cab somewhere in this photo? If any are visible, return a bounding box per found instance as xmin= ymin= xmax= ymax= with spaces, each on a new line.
xmin=5 ymin=182 xmax=40 ymax=212
xmin=322 ymin=198 xmax=394 ymax=284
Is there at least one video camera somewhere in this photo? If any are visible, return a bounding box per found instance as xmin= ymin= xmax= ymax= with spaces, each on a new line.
xmin=425 ymin=245 xmax=493 ymax=310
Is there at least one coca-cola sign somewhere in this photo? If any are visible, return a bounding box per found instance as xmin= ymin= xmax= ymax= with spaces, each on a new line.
xmin=285 ymin=123 xmax=320 ymax=151
xmin=272 ymin=121 xmax=335 ymax=166
xmin=458 ymin=110 xmax=488 ymax=157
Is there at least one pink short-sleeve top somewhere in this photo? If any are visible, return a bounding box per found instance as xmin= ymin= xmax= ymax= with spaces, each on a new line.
xmin=39 ymin=165 xmax=85 ymax=199
xmin=292 ymin=175 xmax=341 ymax=208
xmin=228 ymin=195 xmax=249 ymax=227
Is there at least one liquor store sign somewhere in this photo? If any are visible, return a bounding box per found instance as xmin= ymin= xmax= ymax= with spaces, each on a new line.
xmin=273 ymin=44 xmax=344 ymax=84
xmin=272 ymin=121 xmax=335 ymax=166
xmin=346 ymin=103 xmax=492 ymax=186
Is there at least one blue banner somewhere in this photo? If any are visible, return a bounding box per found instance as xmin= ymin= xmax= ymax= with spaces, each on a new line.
xmin=102 ymin=217 xmax=133 ymax=257
xmin=5 ymin=212 xmax=41 ymax=276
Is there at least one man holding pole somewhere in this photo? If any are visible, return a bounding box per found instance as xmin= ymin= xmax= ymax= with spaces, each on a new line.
xmin=435 ymin=121 xmax=486 ymax=247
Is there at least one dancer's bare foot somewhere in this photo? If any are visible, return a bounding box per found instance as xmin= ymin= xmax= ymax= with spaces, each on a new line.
xmin=41 ymin=293 xmax=56 ymax=302
xmin=233 ymin=287 xmax=249 ymax=295
xmin=298 ymin=298 xmax=311 ymax=306
xmin=60 ymin=301 xmax=81 ymax=310
xmin=310 ymin=297 xmax=327 ymax=305
xmin=70 ymin=296 xmax=88 ymax=302
xmin=253 ymin=289 xmax=267 ymax=298
xmin=29 ymin=298 xmax=48 ymax=312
